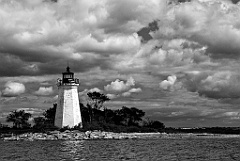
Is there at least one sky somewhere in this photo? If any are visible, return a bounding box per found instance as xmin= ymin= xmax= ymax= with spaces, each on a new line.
xmin=1 ymin=0 xmax=240 ymax=127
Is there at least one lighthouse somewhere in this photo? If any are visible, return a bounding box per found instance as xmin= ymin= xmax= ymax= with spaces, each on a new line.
xmin=54 ymin=66 xmax=82 ymax=128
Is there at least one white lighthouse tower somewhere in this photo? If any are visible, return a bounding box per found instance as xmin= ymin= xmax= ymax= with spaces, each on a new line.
xmin=54 ymin=66 xmax=82 ymax=128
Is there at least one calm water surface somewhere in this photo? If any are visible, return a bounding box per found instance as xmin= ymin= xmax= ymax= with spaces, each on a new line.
xmin=0 ymin=138 xmax=240 ymax=161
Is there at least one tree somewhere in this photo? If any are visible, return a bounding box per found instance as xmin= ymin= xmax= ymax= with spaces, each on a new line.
xmin=6 ymin=110 xmax=32 ymax=128
xmin=33 ymin=117 xmax=46 ymax=129
xmin=87 ymin=92 xmax=110 ymax=123
xmin=150 ymin=121 xmax=165 ymax=130
xmin=32 ymin=104 xmax=57 ymax=129
xmin=0 ymin=122 xmax=9 ymax=129
xmin=143 ymin=118 xmax=165 ymax=131
xmin=80 ymin=103 xmax=90 ymax=123
xmin=116 ymin=106 xmax=145 ymax=126
xmin=87 ymin=91 xmax=110 ymax=110
xmin=104 ymin=109 xmax=119 ymax=124
xmin=43 ymin=103 xmax=57 ymax=125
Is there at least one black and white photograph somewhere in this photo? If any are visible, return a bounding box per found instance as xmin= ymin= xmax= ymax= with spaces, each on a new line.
xmin=0 ymin=0 xmax=240 ymax=160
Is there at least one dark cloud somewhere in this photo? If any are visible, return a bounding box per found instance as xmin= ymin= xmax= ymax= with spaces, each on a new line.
xmin=137 ymin=21 xmax=159 ymax=42
xmin=231 ymin=0 xmax=240 ymax=4
xmin=0 ymin=50 xmax=111 ymax=76
xmin=178 ymin=0 xmax=191 ymax=3
xmin=192 ymin=31 xmax=240 ymax=59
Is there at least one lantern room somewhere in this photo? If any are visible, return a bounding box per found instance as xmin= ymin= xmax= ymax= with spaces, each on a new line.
xmin=57 ymin=66 xmax=79 ymax=86
xmin=62 ymin=66 xmax=74 ymax=83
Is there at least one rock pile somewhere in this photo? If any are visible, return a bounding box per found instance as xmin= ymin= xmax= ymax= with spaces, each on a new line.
xmin=2 ymin=131 xmax=240 ymax=141
xmin=1 ymin=131 xmax=162 ymax=141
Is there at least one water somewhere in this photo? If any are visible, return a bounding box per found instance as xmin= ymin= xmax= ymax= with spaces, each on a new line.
xmin=0 ymin=138 xmax=240 ymax=161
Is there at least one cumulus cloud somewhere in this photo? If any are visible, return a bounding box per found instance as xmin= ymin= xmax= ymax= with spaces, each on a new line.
xmin=1 ymin=81 xmax=25 ymax=97
xmin=160 ymin=75 xmax=177 ymax=91
xmin=112 ymin=38 xmax=211 ymax=74
xmin=153 ymin=0 xmax=240 ymax=59
xmin=128 ymin=88 xmax=142 ymax=93
xmin=104 ymin=77 xmax=135 ymax=92
xmin=0 ymin=0 xmax=236 ymax=81
xmin=0 ymin=0 xmax=163 ymax=76
xmin=34 ymin=86 xmax=53 ymax=96
xmin=103 ymin=77 xmax=143 ymax=98
xmin=0 ymin=0 xmax=239 ymax=77
xmin=184 ymin=71 xmax=240 ymax=99
xmin=122 ymin=91 xmax=132 ymax=97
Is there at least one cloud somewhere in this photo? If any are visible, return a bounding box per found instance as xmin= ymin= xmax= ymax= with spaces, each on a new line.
xmin=152 ymin=0 xmax=240 ymax=59
xmin=88 ymin=87 xmax=101 ymax=93
xmin=104 ymin=77 xmax=135 ymax=93
xmin=0 ymin=0 xmax=239 ymax=77
xmin=34 ymin=86 xmax=53 ymax=96
xmin=160 ymin=75 xmax=177 ymax=91
xmin=0 ymin=0 xmax=233 ymax=80
xmin=122 ymin=87 xmax=142 ymax=97
xmin=122 ymin=92 xmax=132 ymax=97
xmin=2 ymin=0 xmax=240 ymax=127
xmin=17 ymin=107 xmax=44 ymax=115
xmin=231 ymin=0 xmax=240 ymax=4
xmin=0 ymin=0 xmax=164 ymax=76
xmin=106 ymin=93 xmax=119 ymax=99
xmin=128 ymin=88 xmax=142 ymax=93
xmin=53 ymin=95 xmax=58 ymax=101
xmin=112 ymin=38 xmax=211 ymax=74
xmin=99 ymin=0 xmax=166 ymax=33
xmin=184 ymin=71 xmax=240 ymax=99
xmin=1 ymin=81 xmax=25 ymax=97
xmin=75 ymin=34 xmax=141 ymax=54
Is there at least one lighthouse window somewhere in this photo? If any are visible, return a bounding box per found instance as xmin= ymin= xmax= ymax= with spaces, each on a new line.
xmin=64 ymin=74 xmax=72 ymax=78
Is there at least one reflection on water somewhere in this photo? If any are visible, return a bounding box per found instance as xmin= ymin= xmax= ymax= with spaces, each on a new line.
xmin=0 ymin=138 xmax=240 ymax=161
xmin=59 ymin=140 xmax=86 ymax=160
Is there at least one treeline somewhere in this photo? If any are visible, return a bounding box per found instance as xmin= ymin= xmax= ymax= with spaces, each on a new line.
xmin=0 ymin=92 xmax=165 ymax=133
xmin=165 ymin=127 xmax=240 ymax=134
xmin=80 ymin=104 xmax=165 ymax=133
xmin=0 ymin=104 xmax=58 ymax=134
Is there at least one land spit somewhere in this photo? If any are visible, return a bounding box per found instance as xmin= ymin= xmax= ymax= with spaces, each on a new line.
xmin=1 ymin=131 xmax=240 ymax=141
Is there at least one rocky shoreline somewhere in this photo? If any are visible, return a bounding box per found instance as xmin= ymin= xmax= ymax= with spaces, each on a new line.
xmin=1 ymin=131 xmax=240 ymax=141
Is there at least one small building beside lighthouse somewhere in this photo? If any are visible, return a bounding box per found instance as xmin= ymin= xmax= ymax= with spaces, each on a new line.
xmin=54 ymin=66 xmax=82 ymax=128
